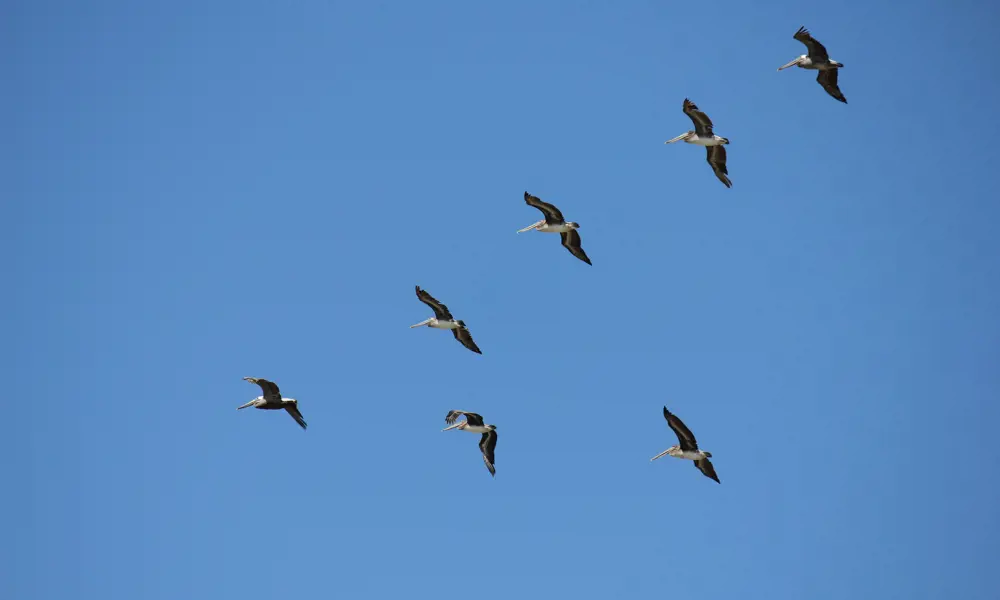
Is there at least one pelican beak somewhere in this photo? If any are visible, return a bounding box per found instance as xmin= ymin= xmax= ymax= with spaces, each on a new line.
xmin=664 ymin=133 xmax=687 ymax=144
xmin=441 ymin=423 xmax=461 ymax=431
xmin=777 ymin=58 xmax=799 ymax=71
xmin=517 ymin=220 xmax=542 ymax=233
xmin=650 ymin=449 xmax=670 ymax=461
xmin=409 ymin=318 xmax=433 ymax=328
xmin=237 ymin=400 xmax=256 ymax=410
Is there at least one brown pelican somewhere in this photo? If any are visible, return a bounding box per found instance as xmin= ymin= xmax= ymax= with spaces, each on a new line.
xmin=777 ymin=26 xmax=847 ymax=104
xmin=238 ymin=377 xmax=307 ymax=430
xmin=441 ymin=410 xmax=497 ymax=477
xmin=517 ymin=191 xmax=592 ymax=265
xmin=410 ymin=286 xmax=482 ymax=354
xmin=664 ymin=99 xmax=732 ymax=188
xmin=650 ymin=406 xmax=719 ymax=483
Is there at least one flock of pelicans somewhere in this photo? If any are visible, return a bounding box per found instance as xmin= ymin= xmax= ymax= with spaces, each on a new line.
xmin=237 ymin=26 xmax=849 ymax=484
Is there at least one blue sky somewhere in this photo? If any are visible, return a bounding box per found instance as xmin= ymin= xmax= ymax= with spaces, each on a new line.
xmin=5 ymin=1 xmax=1000 ymax=598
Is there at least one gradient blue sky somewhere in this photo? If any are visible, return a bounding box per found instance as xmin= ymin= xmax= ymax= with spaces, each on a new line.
xmin=6 ymin=1 xmax=1000 ymax=598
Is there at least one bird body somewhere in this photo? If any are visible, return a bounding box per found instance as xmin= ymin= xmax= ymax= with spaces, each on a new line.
xmin=238 ymin=377 xmax=308 ymax=430
xmin=410 ymin=286 xmax=482 ymax=354
xmin=442 ymin=410 xmax=498 ymax=476
xmin=778 ymin=26 xmax=847 ymax=103
xmin=651 ymin=406 xmax=719 ymax=483
xmin=518 ymin=191 xmax=592 ymax=265
xmin=665 ymin=99 xmax=732 ymax=188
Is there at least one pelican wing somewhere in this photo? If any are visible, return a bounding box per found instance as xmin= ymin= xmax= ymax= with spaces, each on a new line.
xmin=244 ymin=377 xmax=281 ymax=402
xmin=694 ymin=458 xmax=720 ymax=483
xmin=415 ymin=286 xmax=454 ymax=321
xmin=794 ymin=26 xmax=830 ymax=63
xmin=816 ymin=69 xmax=847 ymax=104
xmin=479 ymin=430 xmax=497 ymax=477
xmin=706 ymin=145 xmax=732 ymax=188
xmin=284 ymin=403 xmax=308 ymax=430
xmin=560 ymin=230 xmax=592 ymax=265
xmin=682 ymin=98 xmax=715 ymax=138
xmin=524 ymin=191 xmax=565 ymax=224
xmin=445 ymin=410 xmax=485 ymax=426
xmin=663 ymin=406 xmax=699 ymax=451
xmin=452 ymin=326 xmax=482 ymax=354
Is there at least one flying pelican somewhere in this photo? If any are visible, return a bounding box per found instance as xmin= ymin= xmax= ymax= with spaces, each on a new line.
xmin=442 ymin=410 xmax=498 ymax=477
xmin=517 ymin=191 xmax=592 ymax=265
xmin=664 ymin=99 xmax=732 ymax=188
xmin=410 ymin=286 xmax=482 ymax=354
xmin=650 ymin=406 xmax=719 ymax=483
xmin=777 ymin=26 xmax=847 ymax=104
xmin=238 ymin=377 xmax=307 ymax=430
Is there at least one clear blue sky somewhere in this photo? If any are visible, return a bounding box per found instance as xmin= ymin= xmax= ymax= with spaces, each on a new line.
xmin=6 ymin=1 xmax=1000 ymax=598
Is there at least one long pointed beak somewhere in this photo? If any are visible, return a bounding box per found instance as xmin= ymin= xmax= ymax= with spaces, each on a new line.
xmin=664 ymin=133 xmax=687 ymax=144
xmin=441 ymin=423 xmax=461 ymax=431
xmin=650 ymin=449 xmax=670 ymax=461
xmin=410 ymin=318 xmax=433 ymax=328
xmin=517 ymin=220 xmax=542 ymax=233
xmin=777 ymin=58 xmax=799 ymax=71
xmin=237 ymin=400 xmax=255 ymax=410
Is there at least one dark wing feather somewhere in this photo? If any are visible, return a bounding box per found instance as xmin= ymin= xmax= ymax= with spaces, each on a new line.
xmin=479 ymin=430 xmax=497 ymax=477
xmin=663 ymin=406 xmax=699 ymax=451
xmin=706 ymin=146 xmax=732 ymax=188
xmin=415 ymin=286 xmax=453 ymax=320
xmin=794 ymin=26 xmax=830 ymax=63
xmin=816 ymin=69 xmax=847 ymax=103
xmin=453 ymin=327 xmax=482 ymax=354
xmin=284 ymin=404 xmax=308 ymax=430
xmin=445 ymin=411 xmax=485 ymax=426
xmin=524 ymin=191 xmax=565 ymax=224
xmin=682 ymin=98 xmax=714 ymax=137
xmin=694 ymin=458 xmax=720 ymax=483
xmin=560 ymin=230 xmax=592 ymax=265
xmin=245 ymin=377 xmax=281 ymax=402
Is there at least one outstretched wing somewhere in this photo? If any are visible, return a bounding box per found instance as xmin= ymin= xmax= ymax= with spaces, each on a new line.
xmin=694 ymin=458 xmax=720 ymax=483
xmin=794 ymin=26 xmax=830 ymax=63
xmin=560 ymin=230 xmax=592 ymax=265
xmin=706 ymin=145 xmax=732 ymax=188
xmin=453 ymin=326 xmax=482 ymax=354
xmin=244 ymin=377 xmax=281 ymax=402
xmin=284 ymin=404 xmax=308 ymax=430
xmin=663 ymin=406 xmax=699 ymax=451
xmin=415 ymin=286 xmax=453 ymax=320
xmin=524 ymin=191 xmax=566 ymax=224
xmin=816 ymin=69 xmax=847 ymax=104
xmin=445 ymin=410 xmax=485 ymax=426
xmin=479 ymin=430 xmax=497 ymax=477
xmin=682 ymin=98 xmax=715 ymax=138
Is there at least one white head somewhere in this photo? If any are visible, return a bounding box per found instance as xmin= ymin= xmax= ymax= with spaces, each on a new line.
xmin=237 ymin=397 xmax=262 ymax=410
xmin=410 ymin=317 xmax=434 ymax=328
xmin=649 ymin=445 xmax=680 ymax=461
xmin=664 ymin=131 xmax=694 ymax=144
xmin=777 ymin=56 xmax=805 ymax=70
xmin=517 ymin=219 xmax=545 ymax=233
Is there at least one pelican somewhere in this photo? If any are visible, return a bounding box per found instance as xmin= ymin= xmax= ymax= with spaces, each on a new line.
xmin=410 ymin=286 xmax=482 ymax=354
xmin=777 ymin=26 xmax=847 ymax=104
xmin=517 ymin=191 xmax=592 ymax=265
xmin=650 ymin=406 xmax=719 ymax=483
xmin=664 ymin=99 xmax=732 ymax=188
xmin=442 ymin=410 xmax=498 ymax=477
xmin=237 ymin=377 xmax=307 ymax=430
